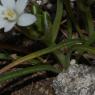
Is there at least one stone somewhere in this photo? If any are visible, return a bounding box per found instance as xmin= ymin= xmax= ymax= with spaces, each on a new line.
xmin=53 ymin=63 xmax=95 ymax=95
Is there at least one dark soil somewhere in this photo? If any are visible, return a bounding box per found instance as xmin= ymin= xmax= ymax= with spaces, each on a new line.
xmin=0 ymin=72 xmax=56 ymax=95
xmin=11 ymin=77 xmax=55 ymax=95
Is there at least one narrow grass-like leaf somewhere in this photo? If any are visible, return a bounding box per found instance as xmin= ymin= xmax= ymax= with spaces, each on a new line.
xmin=74 ymin=45 xmax=95 ymax=54
xmin=77 ymin=0 xmax=95 ymax=44
xmin=67 ymin=19 xmax=72 ymax=39
xmin=43 ymin=0 xmax=66 ymax=67
xmin=0 ymin=65 xmax=60 ymax=84
xmin=54 ymin=51 xmax=66 ymax=65
xmin=64 ymin=0 xmax=83 ymax=38
xmin=0 ymin=53 xmax=10 ymax=60
xmin=64 ymin=53 xmax=71 ymax=69
xmin=85 ymin=9 xmax=95 ymax=44
xmin=45 ymin=0 xmax=63 ymax=44
xmin=0 ymin=39 xmax=84 ymax=73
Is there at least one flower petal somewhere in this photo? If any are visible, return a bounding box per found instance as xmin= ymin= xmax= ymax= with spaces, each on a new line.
xmin=4 ymin=21 xmax=16 ymax=32
xmin=17 ymin=13 xmax=36 ymax=26
xmin=16 ymin=0 xmax=28 ymax=14
xmin=0 ymin=18 xmax=5 ymax=28
xmin=0 ymin=5 xmax=7 ymax=19
xmin=1 ymin=0 xmax=15 ymax=9
xmin=0 ymin=5 xmax=5 ymax=14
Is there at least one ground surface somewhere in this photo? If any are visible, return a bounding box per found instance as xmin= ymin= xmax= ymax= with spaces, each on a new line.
xmin=11 ymin=77 xmax=55 ymax=95
xmin=0 ymin=73 xmax=56 ymax=95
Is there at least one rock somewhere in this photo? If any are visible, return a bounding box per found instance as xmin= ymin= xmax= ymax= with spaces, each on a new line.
xmin=53 ymin=63 xmax=95 ymax=95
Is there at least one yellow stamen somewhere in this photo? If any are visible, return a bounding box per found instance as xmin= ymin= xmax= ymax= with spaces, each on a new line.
xmin=4 ymin=9 xmax=17 ymax=21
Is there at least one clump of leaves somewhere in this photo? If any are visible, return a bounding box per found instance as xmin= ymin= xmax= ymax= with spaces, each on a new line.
xmin=0 ymin=0 xmax=95 ymax=84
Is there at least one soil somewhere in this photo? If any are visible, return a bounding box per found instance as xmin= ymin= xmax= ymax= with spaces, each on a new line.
xmin=0 ymin=73 xmax=56 ymax=95
xmin=11 ymin=77 xmax=55 ymax=95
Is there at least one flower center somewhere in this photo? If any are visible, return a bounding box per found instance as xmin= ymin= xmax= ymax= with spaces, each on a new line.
xmin=4 ymin=9 xmax=17 ymax=21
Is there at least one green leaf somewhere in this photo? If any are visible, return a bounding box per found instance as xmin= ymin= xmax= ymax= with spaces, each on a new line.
xmin=0 ymin=53 xmax=10 ymax=60
xmin=42 ymin=0 xmax=66 ymax=67
xmin=64 ymin=0 xmax=83 ymax=38
xmin=74 ymin=45 xmax=95 ymax=54
xmin=45 ymin=0 xmax=63 ymax=44
xmin=31 ymin=4 xmax=52 ymax=35
xmin=0 ymin=65 xmax=60 ymax=84
xmin=77 ymin=0 xmax=95 ymax=44
xmin=0 ymin=39 xmax=84 ymax=73
xmin=67 ymin=19 xmax=72 ymax=40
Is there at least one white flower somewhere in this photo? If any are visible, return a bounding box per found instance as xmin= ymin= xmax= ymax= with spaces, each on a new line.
xmin=0 ymin=0 xmax=37 ymax=32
